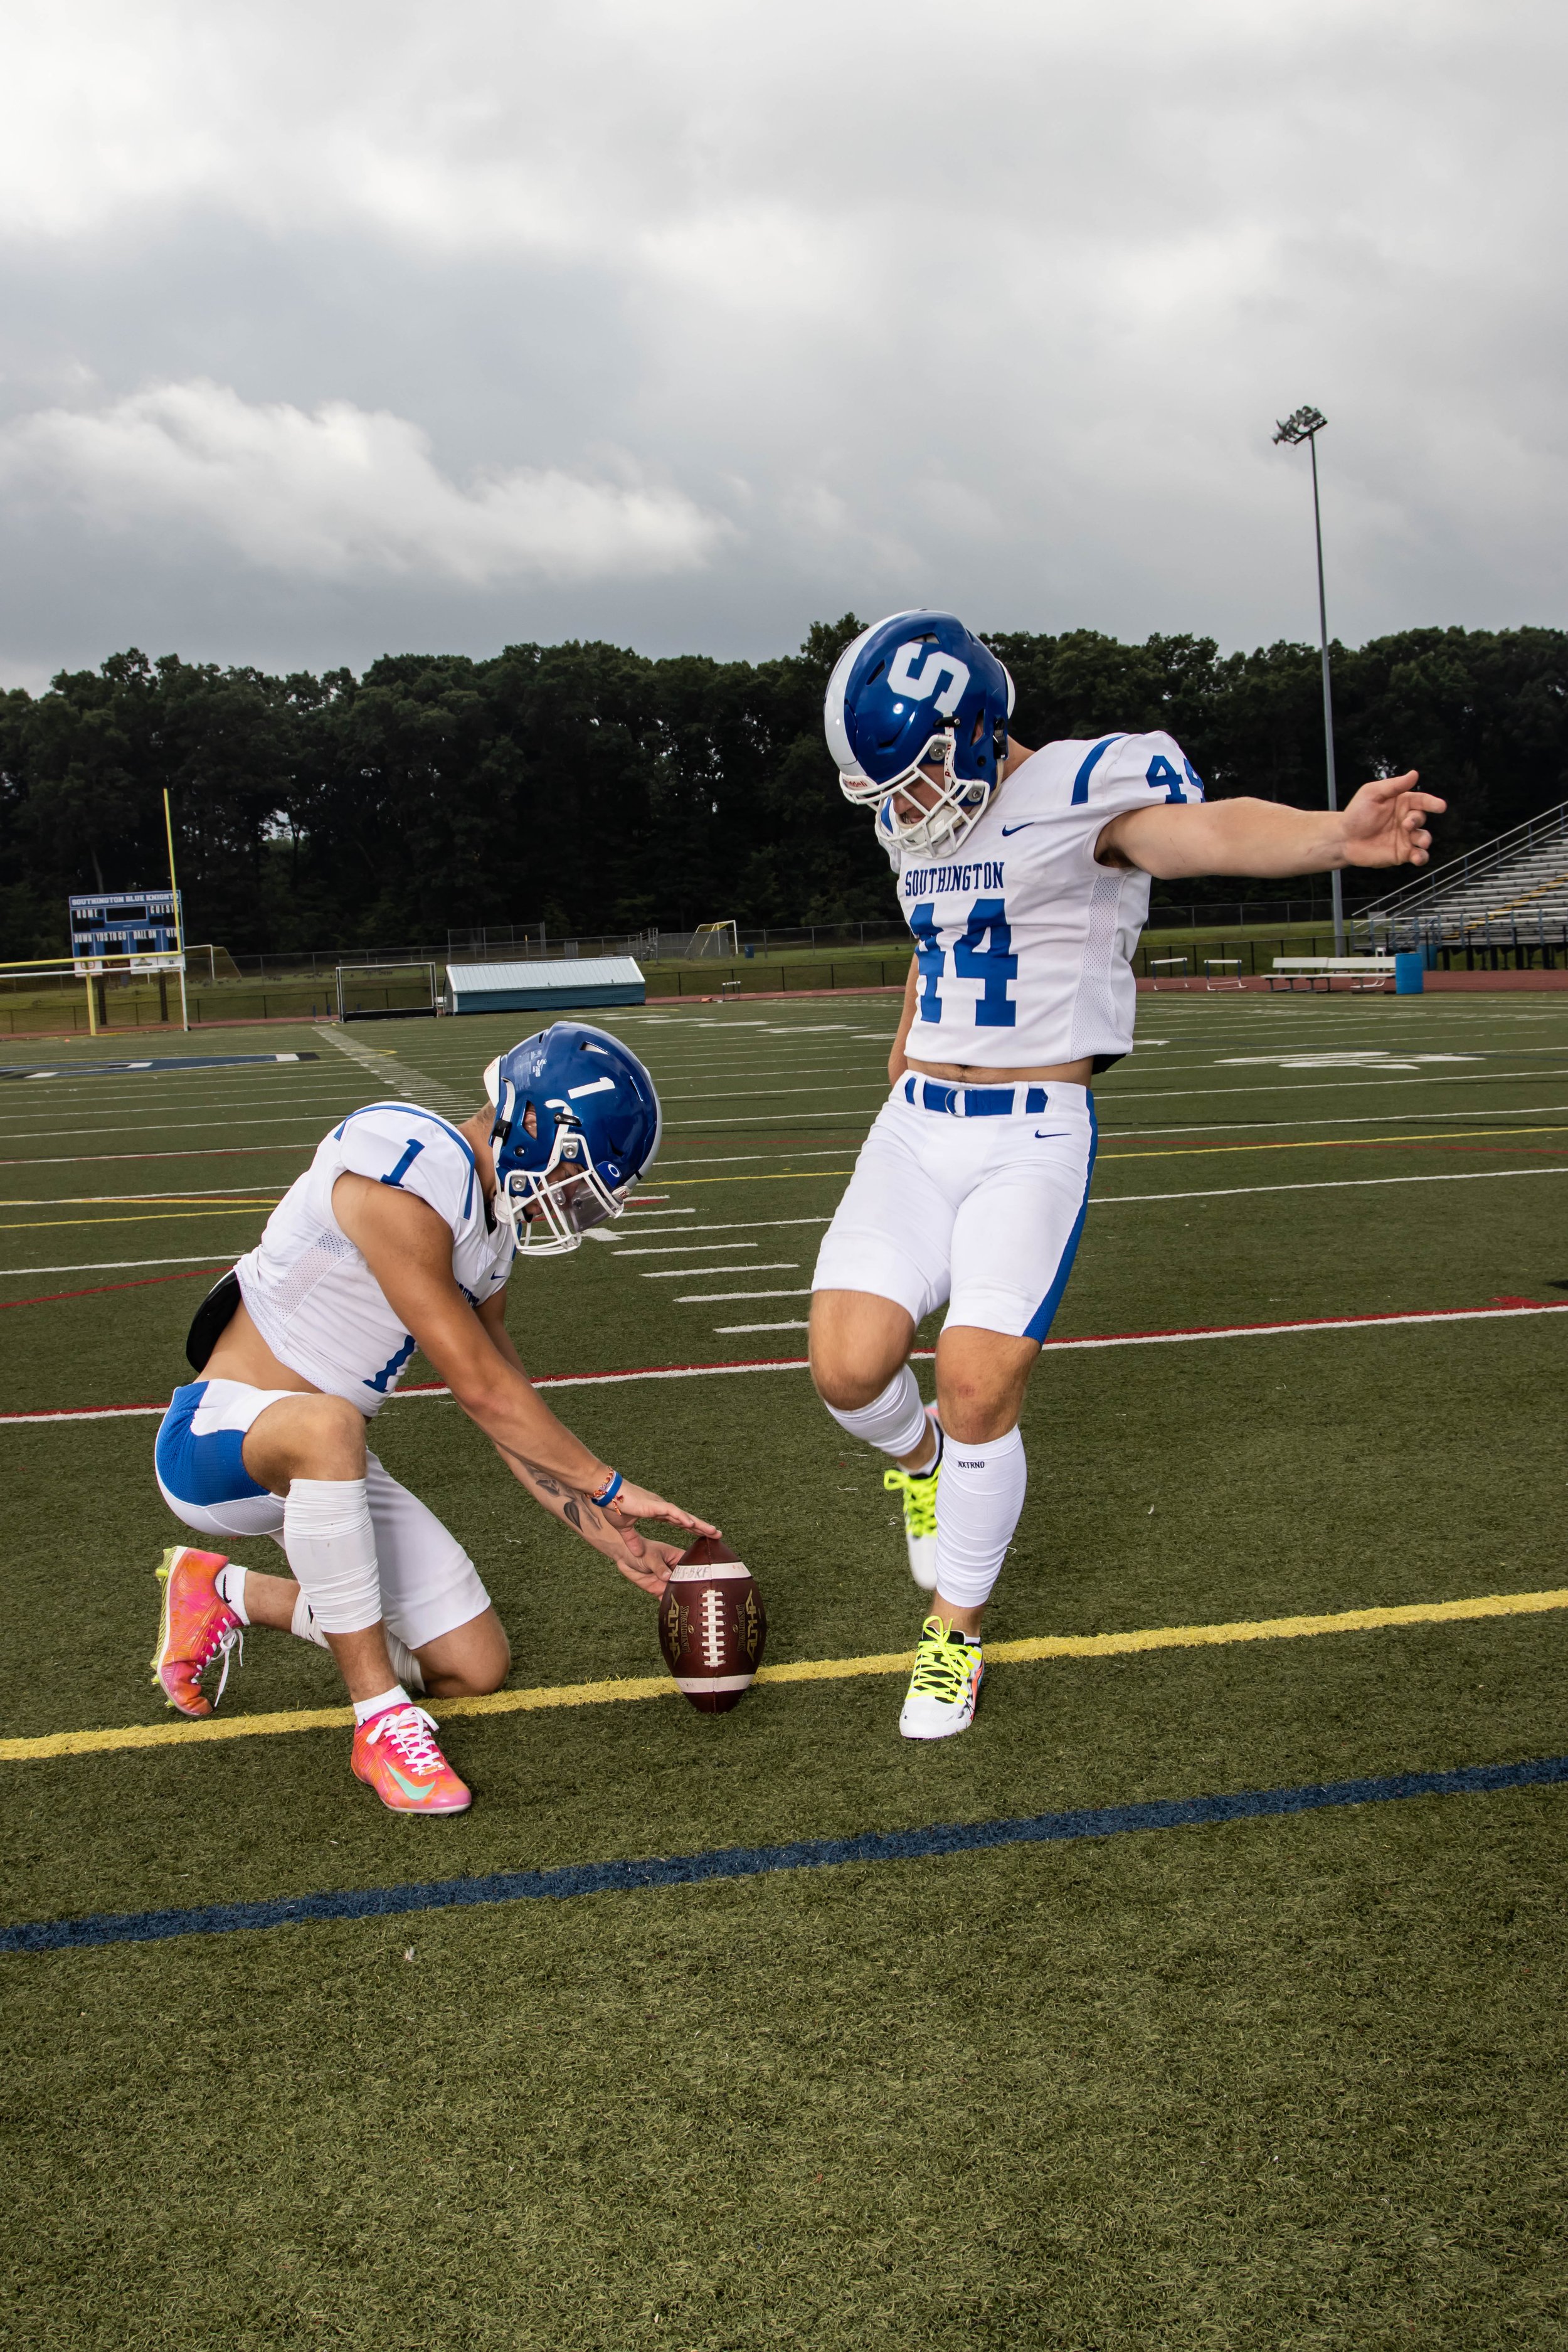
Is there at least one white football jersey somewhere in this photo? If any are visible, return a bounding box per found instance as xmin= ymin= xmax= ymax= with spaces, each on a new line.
xmin=235 ymin=1103 xmax=515 ymax=1414
xmin=884 ymin=730 xmax=1204 ymax=1068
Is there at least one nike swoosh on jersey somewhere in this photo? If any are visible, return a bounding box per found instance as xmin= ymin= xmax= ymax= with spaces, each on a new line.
xmin=1000 ymin=823 xmax=1039 ymax=837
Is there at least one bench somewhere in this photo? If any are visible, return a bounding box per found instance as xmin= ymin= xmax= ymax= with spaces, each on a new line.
xmin=1269 ymin=955 xmax=1396 ymax=994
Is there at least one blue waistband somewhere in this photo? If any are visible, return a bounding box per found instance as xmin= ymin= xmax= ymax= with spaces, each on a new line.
xmin=901 ymin=1076 xmax=1059 ymax=1118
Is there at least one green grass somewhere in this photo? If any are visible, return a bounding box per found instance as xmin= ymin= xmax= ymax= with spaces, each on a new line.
xmin=3 ymin=993 xmax=1568 ymax=2345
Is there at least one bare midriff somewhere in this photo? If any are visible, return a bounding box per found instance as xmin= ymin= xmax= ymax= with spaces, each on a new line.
xmin=903 ymin=1056 xmax=1094 ymax=1086
xmin=201 ymin=1297 xmax=322 ymax=1392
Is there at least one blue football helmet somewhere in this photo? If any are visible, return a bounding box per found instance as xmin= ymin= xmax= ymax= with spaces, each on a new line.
xmin=484 ymin=1023 xmax=661 ymax=1256
xmin=824 ymin=610 xmax=1015 ymax=859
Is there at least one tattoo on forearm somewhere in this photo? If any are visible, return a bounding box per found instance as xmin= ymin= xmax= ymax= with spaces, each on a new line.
xmin=495 ymin=1442 xmax=605 ymax=1535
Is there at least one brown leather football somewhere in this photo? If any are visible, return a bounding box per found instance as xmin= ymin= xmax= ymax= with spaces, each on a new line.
xmin=657 ymin=1534 xmax=767 ymax=1714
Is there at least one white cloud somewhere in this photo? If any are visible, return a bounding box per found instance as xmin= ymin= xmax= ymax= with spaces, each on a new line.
xmin=0 ymin=379 xmax=729 ymax=583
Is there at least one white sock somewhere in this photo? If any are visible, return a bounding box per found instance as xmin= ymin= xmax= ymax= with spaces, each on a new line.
xmin=384 ymin=1633 xmax=427 ymax=1696
xmin=283 ymin=1477 xmax=381 ymax=1634
xmin=289 ymin=1589 xmax=330 ymax=1649
xmin=824 ymin=1365 xmax=934 ymax=1464
xmin=352 ymin=1683 xmax=410 ymax=1727
xmin=215 ymin=1563 xmax=249 ymax=1624
xmin=933 ymin=1427 xmax=1027 ymax=1613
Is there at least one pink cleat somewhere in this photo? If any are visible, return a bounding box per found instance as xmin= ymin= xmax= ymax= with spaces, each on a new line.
xmin=151 ymin=1545 xmax=244 ymax=1717
xmin=352 ymin=1704 xmax=472 ymax=1815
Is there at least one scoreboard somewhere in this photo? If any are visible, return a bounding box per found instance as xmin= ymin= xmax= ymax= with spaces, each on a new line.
xmin=68 ymin=889 xmax=183 ymax=970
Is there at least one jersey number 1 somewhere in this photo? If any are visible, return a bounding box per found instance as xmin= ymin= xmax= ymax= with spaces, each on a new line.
xmin=910 ymin=898 xmax=1017 ymax=1029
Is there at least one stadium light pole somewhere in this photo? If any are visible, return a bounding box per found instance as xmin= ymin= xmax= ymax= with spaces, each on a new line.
xmin=1272 ymin=405 xmax=1345 ymax=955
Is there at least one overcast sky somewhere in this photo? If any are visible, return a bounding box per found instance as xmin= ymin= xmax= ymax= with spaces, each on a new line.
xmin=1 ymin=0 xmax=1564 ymax=689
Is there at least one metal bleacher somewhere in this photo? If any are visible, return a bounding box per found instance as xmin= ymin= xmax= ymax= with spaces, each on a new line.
xmin=1354 ymin=798 xmax=1568 ymax=958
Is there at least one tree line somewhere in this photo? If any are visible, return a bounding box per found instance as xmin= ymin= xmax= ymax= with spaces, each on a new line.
xmin=2 ymin=618 xmax=1565 ymax=960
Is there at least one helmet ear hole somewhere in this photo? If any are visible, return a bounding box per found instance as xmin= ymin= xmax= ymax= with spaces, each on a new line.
xmin=522 ymin=1102 xmax=539 ymax=1138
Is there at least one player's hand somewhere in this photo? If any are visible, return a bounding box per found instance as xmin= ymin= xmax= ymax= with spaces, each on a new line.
xmin=607 ymin=1482 xmax=718 ymax=1540
xmin=593 ymin=1484 xmax=718 ymax=1591
xmin=1338 ymin=771 xmax=1446 ymax=867
xmin=605 ymin=1538 xmax=685 ymax=1598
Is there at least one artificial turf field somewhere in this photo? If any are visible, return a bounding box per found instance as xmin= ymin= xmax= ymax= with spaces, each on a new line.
xmin=2 ymin=990 xmax=1567 ymax=2349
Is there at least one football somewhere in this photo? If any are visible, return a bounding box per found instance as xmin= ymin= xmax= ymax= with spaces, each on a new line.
xmin=657 ymin=1535 xmax=767 ymax=1714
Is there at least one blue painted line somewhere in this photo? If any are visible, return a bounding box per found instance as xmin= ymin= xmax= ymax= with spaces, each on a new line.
xmin=4 ymin=1754 xmax=1564 ymax=1956
xmin=0 ymin=1054 xmax=320 ymax=1080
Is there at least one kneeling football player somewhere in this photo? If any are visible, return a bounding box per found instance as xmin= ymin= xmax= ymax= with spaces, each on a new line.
xmin=151 ymin=1022 xmax=716 ymax=1814
xmin=812 ymin=612 xmax=1444 ymax=1741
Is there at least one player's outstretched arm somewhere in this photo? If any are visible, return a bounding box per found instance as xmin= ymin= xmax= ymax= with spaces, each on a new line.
xmin=1097 ymin=771 xmax=1446 ymax=880
xmin=332 ymin=1175 xmax=716 ymax=1593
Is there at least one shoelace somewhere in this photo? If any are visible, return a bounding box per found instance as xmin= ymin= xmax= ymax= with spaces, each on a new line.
xmin=364 ymin=1705 xmax=444 ymax=1776
xmin=198 ymin=1621 xmax=244 ymax=1707
xmin=884 ymin=1464 xmax=940 ymax=1539
xmin=909 ymin=1622 xmax=978 ymax=1704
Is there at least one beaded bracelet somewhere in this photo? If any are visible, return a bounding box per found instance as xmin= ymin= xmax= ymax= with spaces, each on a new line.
xmin=589 ymin=1469 xmax=623 ymax=1509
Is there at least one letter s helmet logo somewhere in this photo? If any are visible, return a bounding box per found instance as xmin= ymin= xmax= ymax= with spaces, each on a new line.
xmin=887 ymin=640 xmax=971 ymax=719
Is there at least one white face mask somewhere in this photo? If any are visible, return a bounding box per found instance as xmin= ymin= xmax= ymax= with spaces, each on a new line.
xmin=838 ymin=728 xmax=999 ymax=860
xmin=485 ymin=1062 xmax=633 ymax=1256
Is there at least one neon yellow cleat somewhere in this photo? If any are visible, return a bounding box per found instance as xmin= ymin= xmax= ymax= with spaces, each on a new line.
xmin=899 ymin=1615 xmax=983 ymax=1742
xmin=884 ymin=1454 xmax=940 ymax=1590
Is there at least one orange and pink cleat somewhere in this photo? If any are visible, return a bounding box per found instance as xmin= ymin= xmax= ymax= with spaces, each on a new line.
xmin=151 ymin=1545 xmax=245 ymax=1717
xmin=352 ymin=1703 xmax=472 ymax=1814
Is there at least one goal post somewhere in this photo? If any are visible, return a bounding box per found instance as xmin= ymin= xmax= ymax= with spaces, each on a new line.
xmin=0 ymin=949 xmax=186 ymax=1040
xmin=335 ymin=962 xmax=439 ymax=1022
xmin=690 ymin=921 xmax=739 ymax=960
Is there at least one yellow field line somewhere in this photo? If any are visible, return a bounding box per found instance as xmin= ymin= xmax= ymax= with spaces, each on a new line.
xmin=0 ymin=1195 xmax=287 ymax=1208
xmin=6 ymin=1585 xmax=1564 ymax=1765
xmin=0 ymin=1207 xmax=279 ymax=1232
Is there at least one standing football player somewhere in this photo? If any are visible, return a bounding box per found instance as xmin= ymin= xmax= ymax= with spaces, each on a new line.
xmin=811 ymin=612 xmax=1443 ymax=1741
xmin=151 ymin=1023 xmax=717 ymax=1814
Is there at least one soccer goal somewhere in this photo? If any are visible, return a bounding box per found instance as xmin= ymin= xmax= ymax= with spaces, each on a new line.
xmin=335 ymin=962 xmax=439 ymax=1022
xmin=690 ymin=921 xmax=739 ymax=960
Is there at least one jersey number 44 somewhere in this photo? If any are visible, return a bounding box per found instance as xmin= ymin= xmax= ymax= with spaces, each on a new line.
xmin=909 ymin=898 xmax=1017 ymax=1029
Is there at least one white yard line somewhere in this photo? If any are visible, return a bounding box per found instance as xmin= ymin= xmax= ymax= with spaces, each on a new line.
xmin=662 ymin=1108 xmax=883 ymax=1128
xmin=714 ymin=1319 xmax=812 ymax=1332
xmin=1093 ymin=1165 xmax=1568 ymax=1207
xmin=612 ymin=1242 xmax=759 ymax=1257
xmin=0 ymin=1107 xmax=368 ymax=1151
xmin=604 ymin=1215 xmax=829 ymax=1237
xmin=677 ymin=1288 xmax=812 ymax=1302
xmin=657 ymin=1079 xmax=888 ymax=1105
xmin=1099 ymin=1099 xmax=1568 ymax=1141
xmin=9 ymin=1300 xmax=1567 ymax=1426
xmin=1099 ymin=1066 xmax=1568 ymax=1107
xmin=0 ymin=1253 xmax=235 ymax=1275
xmin=642 ymin=1262 xmax=799 ymax=1279
xmin=657 ymin=1149 xmax=858 ymax=1170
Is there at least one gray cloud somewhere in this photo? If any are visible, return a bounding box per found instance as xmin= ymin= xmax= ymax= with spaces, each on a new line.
xmin=1 ymin=0 xmax=1564 ymax=687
